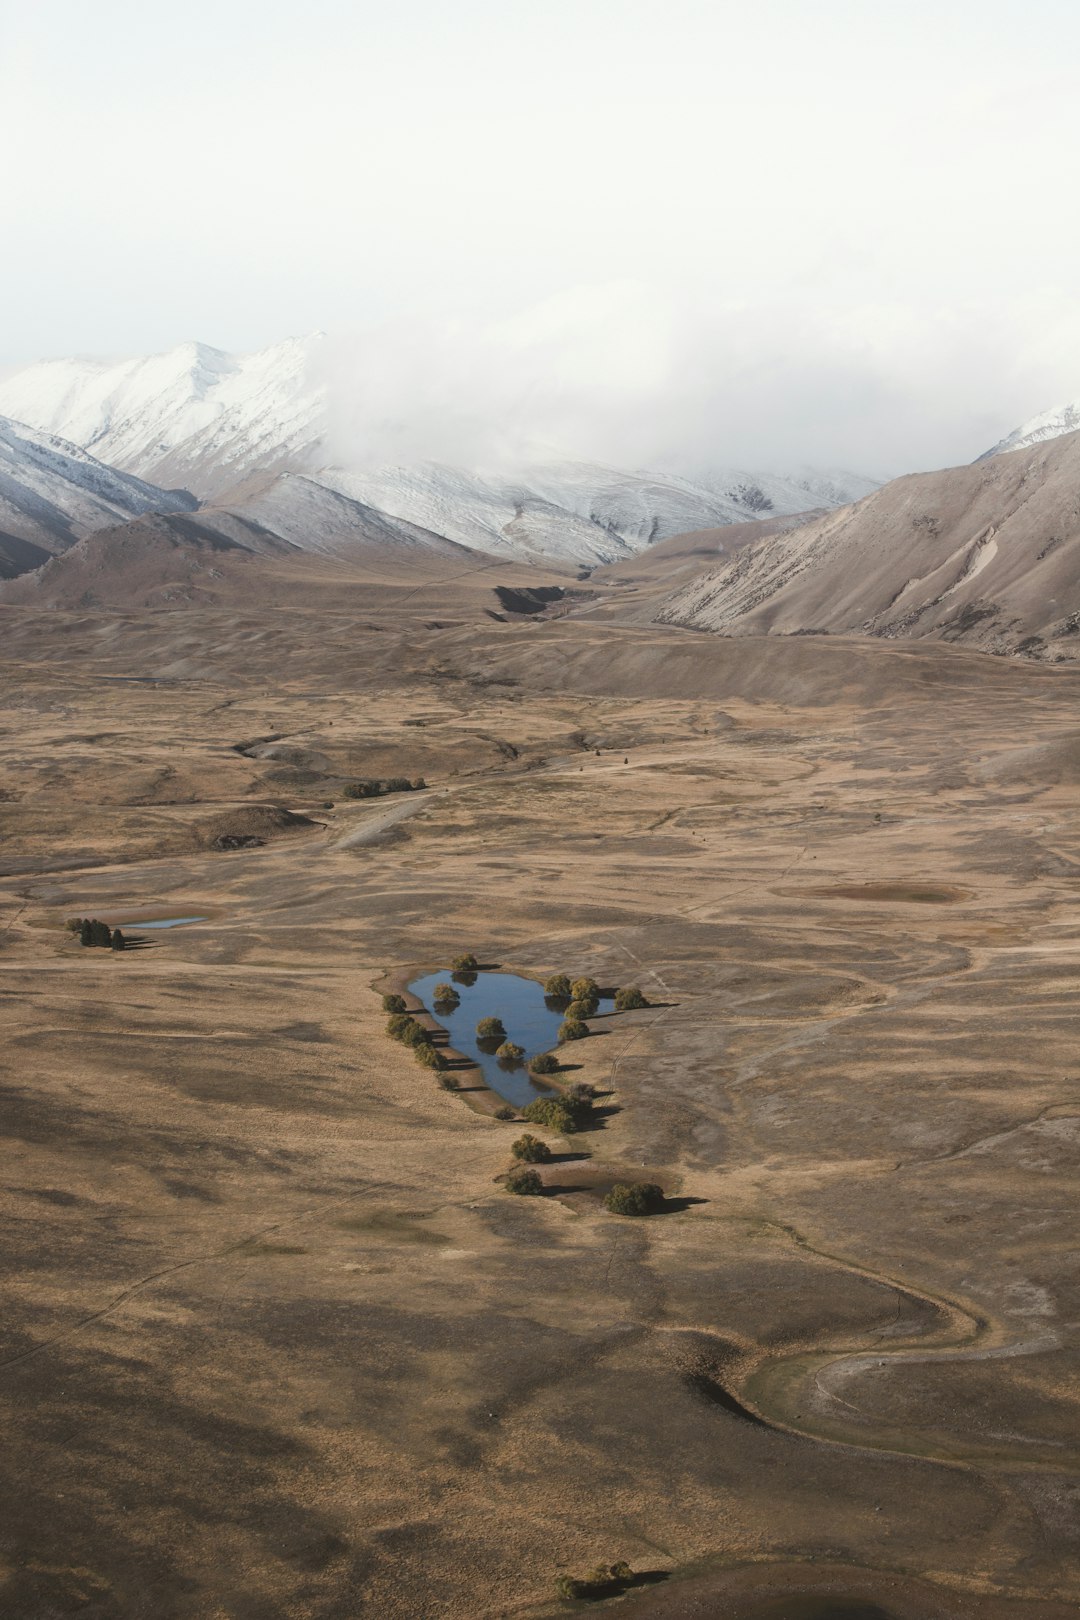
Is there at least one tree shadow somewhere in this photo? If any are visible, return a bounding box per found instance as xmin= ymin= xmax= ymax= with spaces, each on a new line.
xmin=654 ymin=1196 xmax=709 ymax=1215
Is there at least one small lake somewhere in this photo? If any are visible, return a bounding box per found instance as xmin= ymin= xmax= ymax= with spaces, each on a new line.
xmin=408 ymin=969 xmax=614 ymax=1108
xmin=118 ymin=916 xmax=208 ymax=930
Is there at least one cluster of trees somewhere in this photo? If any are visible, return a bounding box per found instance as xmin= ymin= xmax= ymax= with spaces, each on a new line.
xmin=521 ymin=1082 xmax=596 ymax=1137
xmin=68 ymin=918 xmax=126 ymax=951
xmin=555 ymin=1562 xmax=637 ymax=1601
xmin=385 ymin=1011 xmax=446 ymax=1072
xmin=344 ymin=777 xmax=426 ymax=800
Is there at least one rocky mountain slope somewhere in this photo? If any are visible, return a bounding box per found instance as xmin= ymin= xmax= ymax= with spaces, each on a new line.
xmin=0 ymin=415 xmax=197 ymax=578
xmin=658 ymin=431 xmax=1080 ymax=660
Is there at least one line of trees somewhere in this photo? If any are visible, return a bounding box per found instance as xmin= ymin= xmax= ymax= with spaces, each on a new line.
xmin=68 ymin=918 xmax=126 ymax=951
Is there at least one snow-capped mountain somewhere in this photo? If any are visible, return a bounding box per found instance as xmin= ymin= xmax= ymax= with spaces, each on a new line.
xmin=0 ymin=336 xmax=326 ymax=499
xmin=979 ymin=400 xmax=1080 ymax=460
xmin=0 ymin=337 xmax=879 ymax=568
xmin=0 ymin=414 xmax=197 ymax=577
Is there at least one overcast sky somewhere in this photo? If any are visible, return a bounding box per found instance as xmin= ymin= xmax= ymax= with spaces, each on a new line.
xmin=4 ymin=0 xmax=1080 ymax=474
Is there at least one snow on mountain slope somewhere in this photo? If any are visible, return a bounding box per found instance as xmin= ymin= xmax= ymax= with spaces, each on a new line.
xmin=309 ymin=460 xmax=878 ymax=568
xmin=207 ymin=472 xmax=480 ymax=563
xmin=979 ymin=403 xmax=1080 ymax=460
xmin=658 ymin=432 xmax=1080 ymax=660
xmin=0 ymin=336 xmax=326 ymax=499
xmin=0 ymin=414 xmax=197 ymax=576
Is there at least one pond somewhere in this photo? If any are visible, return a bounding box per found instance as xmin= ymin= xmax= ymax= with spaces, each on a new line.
xmin=408 ymin=969 xmax=614 ymax=1109
xmin=117 ymin=916 xmax=208 ymax=930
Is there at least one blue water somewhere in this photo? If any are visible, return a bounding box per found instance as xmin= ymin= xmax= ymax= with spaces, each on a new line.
xmin=119 ymin=916 xmax=207 ymax=930
xmin=408 ymin=969 xmax=614 ymax=1108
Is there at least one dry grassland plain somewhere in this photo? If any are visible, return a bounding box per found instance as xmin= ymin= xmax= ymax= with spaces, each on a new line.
xmin=1 ymin=576 xmax=1079 ymax=1620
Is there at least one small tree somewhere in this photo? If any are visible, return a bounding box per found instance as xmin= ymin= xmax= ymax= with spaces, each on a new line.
xmin=110 ymin=929 xmax=126 ymax=951
xmin=506 ymin=1166 xmax=543 ymax=1196
xmin=79 ymin=920 xmax=93 ymax=948
xmin=544 ymin=974 xmax=571 ymax=998
xmin=604 ymin=1182 xmax=664 ymax=1216
xmin=511 ymin=1133 xmax=552 ymax=1163
xmin=570 ymin=976 xmax=599 ymax=1002
xmin=401 ymin=1022 xmax=433 ymax=1049
xmin=382 ymin=993 xmax=407 ymax=1014
xmin=452 ymin=953 xmax=478 ymax=973
xmin=438 ymin=1072 xmax=460 ymax=1090
xmin=529 ymin=1052 xmax=559 ymax=1075
xmin=91 ymin=920 xmax=112 ymax=948
xmin=432 ymin=982 xmax=458 ymax=1004
xmin=387 ymin=1013 xmax=417 ymax=1040
xmin=494 ymin=1104 xmax=517 ymax=1120
xmin=614 ymin=986 xmax=648 ymax=1010
xmin=566 ymin=997 xmax=597 ymax=1021
xmin=476 ymin=1016 xmax=506 ymax=1039
xmin=558 ymin=1018 xmax=588 ymax=1043
xmin=415 ymin=1043 xmax=446 ymax=1069
xmin=496 ymin=1040 xmax=525 ymax=1061
xmin=66 ymin=918 xmax=83 ymax=934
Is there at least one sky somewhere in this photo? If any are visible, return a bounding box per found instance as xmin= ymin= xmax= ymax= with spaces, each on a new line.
xmin=3 ymin=0 xmax=1080 ymax=474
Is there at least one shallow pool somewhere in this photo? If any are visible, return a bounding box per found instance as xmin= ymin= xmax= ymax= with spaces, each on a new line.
xmin=408 ymin=969 xmax=614 ymax=1108
xmin=119 ymin=916 xmax=208 ymax=930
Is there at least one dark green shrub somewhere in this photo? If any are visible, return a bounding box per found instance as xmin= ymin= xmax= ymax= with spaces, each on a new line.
xmin=511 ymin=1133 xmax=552 ymax=1163
xmin=555 ymin=1564 xmax=636 ymax=1600
xmin=92 ymin=920 xmax=112 ymax=947
xmin=522 ymin=1098 xmax=577 ymax=1134
xmin=496 ymin=1040 xmax=524 ymax=1061
xmin=382 ymin=993 xmax=407 ymax=1013
xmin=476 ymin=1016 xmax=506 ymax=1039
xmin=529 ymin=1052 xmax=559 ymax=1075
xmin=110 ymin=929 xmax=126 ymax=951
xmin=544 ymin=974 xmax=571 ymax=998
xmin=570 ymin=976 xmax=599 ymax=1002
xmin=558 ymin=1018 xmax=588 ymax=1043
xmin=506 ymin=1166 xmax=543 ymax=1196
xmin=566 ymin=997 xmax=597 ymax=1021
xmin=344 ymin=779 xmax=382 ymax=799
xmin=79 ymin=919 xmax=93 ymax=947
xmin=451 ymin=954 xmax=478 ymax=973
xmin=400 ymin=1022 xmax=433 ymax=1049
xmin=614 ymin=986 xmax=648 ymax=1010
xmin=604 ymin=1182 xmax=664 ymax=1216
xmin=494 ymin=1104 xmax=516 ymax=1120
